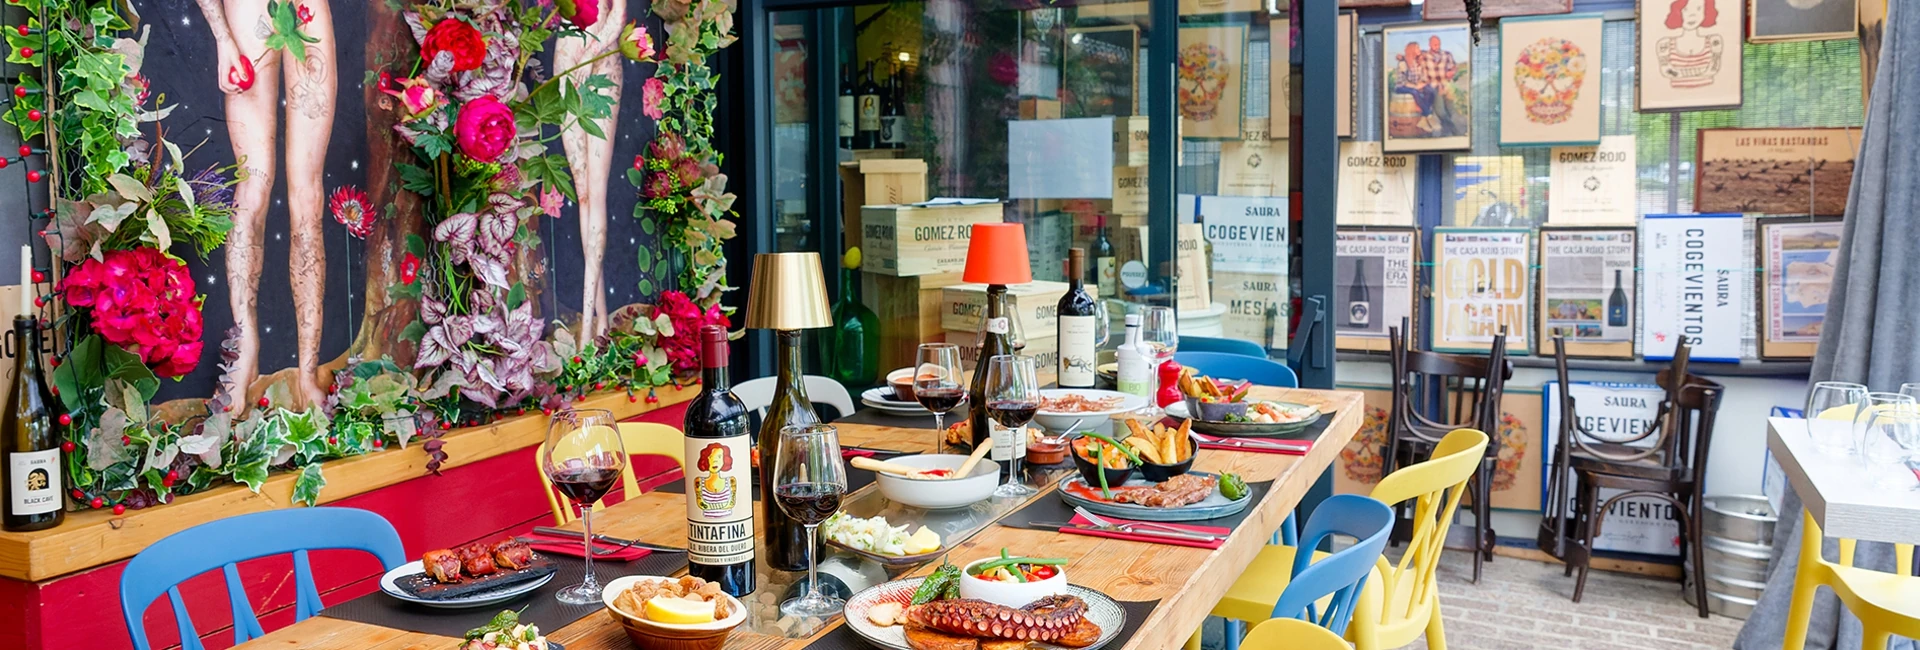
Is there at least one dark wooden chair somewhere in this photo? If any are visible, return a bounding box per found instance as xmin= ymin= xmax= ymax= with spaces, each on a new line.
xmin=1538 ymin=336 xmax=1722 ymax=617
xmin=1383 ymin=319 xmax=1512 ymax=584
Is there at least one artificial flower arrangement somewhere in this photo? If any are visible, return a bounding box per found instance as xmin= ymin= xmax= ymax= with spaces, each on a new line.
xmin=630 ymin=0 xmax=739 ymax=307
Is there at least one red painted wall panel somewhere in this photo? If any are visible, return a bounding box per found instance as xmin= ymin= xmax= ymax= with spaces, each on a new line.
xmin=7 ymin=402 xmax=688 ymax=650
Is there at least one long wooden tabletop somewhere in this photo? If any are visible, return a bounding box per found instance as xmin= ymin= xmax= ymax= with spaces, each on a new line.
xmin=238 ymin=387 xmax=1361 ymax=650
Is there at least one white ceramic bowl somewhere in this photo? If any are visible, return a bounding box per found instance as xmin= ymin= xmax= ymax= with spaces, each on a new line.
xmin=957 ymin=557 xmax=1069 ymax=608
xmin=1033 ymin=389 xmax=1147 ymax=435
xmin=871 ymin=454 xmax=999 ymax=510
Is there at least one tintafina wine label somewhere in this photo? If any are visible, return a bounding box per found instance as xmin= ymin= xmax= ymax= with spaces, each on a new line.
xmin=684 ymin=437 xmax=755 ymax=565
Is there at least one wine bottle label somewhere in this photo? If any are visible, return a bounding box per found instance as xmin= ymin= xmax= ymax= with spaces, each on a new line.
xmin=8 ymin=449 xmax=60 ymax=516
xmin=1116 ymin=352 xmax=1152 ymax=398
xmin=880 ymin=116 xmax=904 ymax=144
xmin=858 ymin=96 xmax=881 ymax=131
xmin=986 ymin=317 xmax=1010 ymax=335
xmin=1096 ymin=257 xmax=1117 ymax=298
xmin=988 ymin=421 xmax=1027 ymax=462
xmin=683 ymin=436 xmax=755 ymax=566
xmin=837 ymin=97 xmax=856 ymax=137
xmin=1349 ymin=301 xmax=1370 ymax=327
xmin=1058 ymin=315 xmax=1098 ymax=387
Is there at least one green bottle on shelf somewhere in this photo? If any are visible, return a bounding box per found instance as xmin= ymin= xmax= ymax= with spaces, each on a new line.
xmin=823 ymin=247 xmax=881 ymax=390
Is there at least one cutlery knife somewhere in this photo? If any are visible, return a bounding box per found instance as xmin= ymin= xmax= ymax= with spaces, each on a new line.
xmin=1072 ymin=507 xmax=1227 ymax=541
xmin=530 ymin=527 xmax=686 ymax=553
xmin=1031 ymin=520 xmax=1226 ymax=542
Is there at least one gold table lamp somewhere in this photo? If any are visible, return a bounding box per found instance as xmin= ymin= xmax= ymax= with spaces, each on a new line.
xmin=746 ymin=252 xmax=832 ymax=331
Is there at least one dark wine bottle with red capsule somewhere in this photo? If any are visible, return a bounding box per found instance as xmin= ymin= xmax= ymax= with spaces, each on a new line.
xmin=683 ymin=325 xmax=755 ymax=595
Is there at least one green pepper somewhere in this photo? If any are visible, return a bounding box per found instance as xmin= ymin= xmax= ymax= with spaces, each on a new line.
xmin=1220 ymin=472 xmax=1249 ymax=501
xmin=913 ymin=561 xmax=962 ymax=604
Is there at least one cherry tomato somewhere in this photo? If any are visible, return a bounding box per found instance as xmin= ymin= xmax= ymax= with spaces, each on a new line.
xmin=1030 ymin=565 xmax=1057 ymax=580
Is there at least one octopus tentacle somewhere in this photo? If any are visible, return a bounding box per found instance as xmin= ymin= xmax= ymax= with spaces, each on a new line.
xmin=905 ymin=596 xmax=1090 ymax=642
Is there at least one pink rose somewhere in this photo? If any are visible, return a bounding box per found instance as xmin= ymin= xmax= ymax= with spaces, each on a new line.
xmin=385 ymin=77 xmax=442 ymax=118
xmin=620 ymin=23 xmax=655 ymax=61
xmin=641 ymin=77 xmax=666 ymax=120
xmin=557 ymin=0 xmax=599 ymax=28
xmin=455 ymin=96 xmax=517 ymax=162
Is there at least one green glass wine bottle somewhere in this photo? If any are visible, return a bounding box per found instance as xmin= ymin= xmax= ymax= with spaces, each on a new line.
xmin=823 ymin=248 xmax=880 ymax=390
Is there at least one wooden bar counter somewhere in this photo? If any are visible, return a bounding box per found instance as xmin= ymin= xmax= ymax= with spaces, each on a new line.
xmin=0 ymin=386 xmax=700 ymax=650
xmin=237 ymin=386 xmax=1362 ymax=650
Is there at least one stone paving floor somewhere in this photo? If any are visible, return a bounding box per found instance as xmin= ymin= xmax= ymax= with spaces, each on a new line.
xmin=1202 ymin=549 xmax=1747 ymax=649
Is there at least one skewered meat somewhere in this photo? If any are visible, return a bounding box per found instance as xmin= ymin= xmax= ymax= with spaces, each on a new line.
xmin=492 ymin=539 xmax=534 ymax=570
xmin=458 ymin=542 xmax=497 ymax=576
xmin=905 ymin=595 xmax=1089 ymax=642
xmin=1112 ymin=474 xmax=1216 ymax=508
xmin=422 ymin=549 xmax=464 ymax=583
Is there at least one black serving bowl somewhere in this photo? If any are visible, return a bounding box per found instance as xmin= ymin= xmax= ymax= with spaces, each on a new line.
xmin=1070 ymin=440 xmax=1137 ymax=488
xmin=1136 ymin=436 xmax=1198 ymax=483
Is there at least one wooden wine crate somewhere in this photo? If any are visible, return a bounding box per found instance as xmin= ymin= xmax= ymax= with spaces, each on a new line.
xmin=859 ymin=202 xmax=1005 ymax=277
xmin=1112 ymin=166 xmax=1148 ymax=215
xmin=1027 ymin=211 xmax=1075 ymax=283
xmin=947 ymin=328 xmax=1060 ymax=374
xmin=1020 ymin=99 xmax=1062 ymax=120
xmin=1115 ymin=116 xmax=1150 ymax=168
xmin=940 ymin=281 xmax=1070 ymax=337
xmin=838 ymin=159 xmax=929 ymax=250
xmin=862 ymin=271 xmax=965 ymax=374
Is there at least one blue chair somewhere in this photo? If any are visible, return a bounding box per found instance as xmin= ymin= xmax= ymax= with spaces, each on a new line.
xmin=1173 ymin=351 xmax=1298 ymax=388
xmin=1177 ymin=335 xmax=1267 ymax=358
xmin=120 ymin=507 xmax=406 ymax=650
xmin=1187 ymin=494 xmax=1396 ymax=649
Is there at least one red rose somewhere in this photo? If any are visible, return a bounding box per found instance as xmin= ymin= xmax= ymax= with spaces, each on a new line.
xmin=401 ymin=252 xmax=420 ymax=285
xmin=557 ymin=0 xmax=600 ymax=28
xmin=454 ymin=95 xmax=517 ymax=162
xmin=421 ymin=19 xmax=486 ymax=73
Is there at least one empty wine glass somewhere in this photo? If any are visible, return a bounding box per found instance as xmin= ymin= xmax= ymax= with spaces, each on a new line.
xmin=1854 ymin=392 xmax=1917 ymax=455
xmin=541 ymin=409 xmax=626 ymax=605
xmin=913 ymin=343 xmax=965 ymax=451
xmin=1137 ymin=306 xmax=1178 ymax=418
xmin=983 ymin=354 xmax=1041 ymax=498
xmin=1805 ymin=381 xmax=1867 ymax=456
xmin=772 ymin=423 xmax=848 ymax=618
xmin=1900 ymin=382 xmax=1920 ymax=402
xmin=1856 ymin=403 xmax=1920 ymax=488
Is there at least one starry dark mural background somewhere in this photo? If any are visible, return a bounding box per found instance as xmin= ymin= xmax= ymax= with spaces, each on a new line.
xmin=101 ymin=0 xmax=669 ymax=403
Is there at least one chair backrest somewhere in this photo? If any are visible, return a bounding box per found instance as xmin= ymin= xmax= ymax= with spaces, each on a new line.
xmin=1553 ymin=336 xmax=1710 ymax=467
xmin=120 ymin=508 xmax=405 ymax=650
xmin=1241 ymin=617 xmax=1355 ymax=650
xmin=1363 ymin=428 xmax=1489 ymax=629
xmin=538 ymin=422 xmax=688 ymax=526
xmin=1388 ymin=321 xmax=1511 ymax=449
xmin=1177 ymin=335 xmax=1268 ymax=358
xmin=1271 ymin=494 xmax=1395 ymax=635
xmin=1173 ymin=351 xmax=1299 ymax=388
xmin=734 ymin=375 xmax=856 ymax=422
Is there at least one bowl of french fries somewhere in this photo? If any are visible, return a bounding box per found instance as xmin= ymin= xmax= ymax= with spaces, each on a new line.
xmin=1119 ymin=419 xmax=1198 ymax=482
xmin=1177 ymin=368 xmax=1254 ymax=422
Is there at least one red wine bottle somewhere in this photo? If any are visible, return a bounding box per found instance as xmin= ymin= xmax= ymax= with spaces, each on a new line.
xmin=684 ymin=326 xmax=756 ymax=595
xmin=1057 ymin=248 xmax=1100 ymax=388
xmin=759 ymin=329 xmax=818 ymax=570
xmin=967 ymin=286 xmax=1020 ymax=481
xmin=4 ymin=317 xmax=62 ymax=531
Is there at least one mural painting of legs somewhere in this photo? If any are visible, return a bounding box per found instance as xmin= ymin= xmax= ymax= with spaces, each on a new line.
xmin=202 ymin=0 xmax=281 ymax=415
xmin=282 ymin=0 xmax=337 ymax=409
xmin=556 ymin=0 xmax=625 ymax=339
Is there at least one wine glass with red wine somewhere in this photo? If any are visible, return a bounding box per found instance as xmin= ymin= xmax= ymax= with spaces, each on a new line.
xmin=984 ymin=354 xmax=1040 ymax=497
xmin=542 ymin=408 xmax=627 ymax=605
xmin=913 ymin=343 xmax=965 ymax=450
xmin=772 ymin=423 xmax=848 ymax=618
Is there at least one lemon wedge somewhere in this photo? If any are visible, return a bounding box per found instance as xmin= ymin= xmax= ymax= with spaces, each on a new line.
xmin=903 ymin=526 xmax=942 ymax=554
xmin=644 ymin=596 xmax=718 ymax=624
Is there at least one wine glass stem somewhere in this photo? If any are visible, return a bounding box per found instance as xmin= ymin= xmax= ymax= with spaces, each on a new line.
xmin=580 ymin=503 xmax=598 ymax=591
xmin=804 ymin=524 xmax=821 ymax=601
xmin=932 ymin=412 xmax=944 ymax=452
xmin=1010 ymin=425 xmax=1024 ymax=486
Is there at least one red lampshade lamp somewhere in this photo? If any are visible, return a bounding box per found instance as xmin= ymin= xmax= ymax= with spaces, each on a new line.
xmin=962 ymin=223 xmax=1032 ymax=285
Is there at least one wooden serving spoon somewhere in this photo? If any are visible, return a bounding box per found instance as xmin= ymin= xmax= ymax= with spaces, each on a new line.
xmin=850 ymin=456 xmax=954 ymax=479
xmin=954 ymin=439 xmax=995 ymax=478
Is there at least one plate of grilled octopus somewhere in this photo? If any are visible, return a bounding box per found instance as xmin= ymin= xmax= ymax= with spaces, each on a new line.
xmin=380 ymin=538 xmax=557 ymax=608
xmin=844 ymin=577 xmax=1123 ymax=650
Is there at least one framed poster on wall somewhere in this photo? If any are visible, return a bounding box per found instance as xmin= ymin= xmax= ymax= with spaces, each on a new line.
xmin=1064 ymin=25 xmax=1139 ymax=118
xmin=1499 ymin=14 xmax=1605 ymax=147
xmin=1337 ymin=141 xmax=1417 ymax=226
xmin=1537 ymin=228 xmax=1637 ymax=359
xmin=1333 ymin=383 xmax=1395 ymax=497
xmin=1423 ymin=0 xmax=1572 ymax=20
xmin=1750 ymin=0 xmax=1858 ymax=42
xmin=1381 ymin=22 xmax=1473 ymax=153
xmin=1641 ymin=213 xmax=1747 ymax=362
xmin=1337 ymin=11 xmax=1357 ymax=138
xmin=1433 ymin=228 xmax=1533 ymax=355
xmin=1542 ymin=381 xmax=1683 ymax=556
xmin=1336 ymin=228 xmax=1420 ymax=352
xmin=1178 ymin=25 xmax=1246 ymax=140
xmin=1695 ymin=127 xmax=1860 ymax=216
xmin=1490 ymin=385 xmax=1544 ymax=512
xmin=1757 ymin=217 xmax=1843 ymax=360
xmin=1636 ymin=0 xmax=1743 ymax=112
xmin=1547 ymin=136 xmax=1638 ymax=225
xmin=1861 ymin=0 xmax=1889 ymax=105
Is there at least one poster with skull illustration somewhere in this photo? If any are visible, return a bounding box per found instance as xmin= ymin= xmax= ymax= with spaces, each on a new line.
xmin=1177 ymin=25 xmax=1245 ymax=140
xmin=1500 ymin=14 xmax=1604 ymax=147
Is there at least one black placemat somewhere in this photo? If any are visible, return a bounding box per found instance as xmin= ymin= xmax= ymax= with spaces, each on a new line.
xmin=836 ymin=408 xmax=942 ymax=429
xmin=799 ymin=598 xmax=1160 ymax=650
xmin=319 ymin=551 xmax=688 ymax=638
xmin=996 ymin=478 xmax=1275 ymax=534
xmin=652 ymin=448 xmax=906 ymax=498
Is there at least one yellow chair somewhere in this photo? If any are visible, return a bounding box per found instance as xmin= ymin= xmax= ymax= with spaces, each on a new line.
xmin=1240 ymin=617 xmax=1353 ymax=649
xmin=536 ymin=422 xmax=687 ymax=525
xmin=1343 ymin=427 xmax=1488 ymax=650
xmin=1193 ymin=429 xmax=1488 ymax=650
xmin=1782 ymin=511 xmax=1919 ymax=650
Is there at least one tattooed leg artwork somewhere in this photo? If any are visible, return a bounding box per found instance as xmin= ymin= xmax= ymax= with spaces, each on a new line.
xmin=556 ymin=0 xmax=624 ymax=339
xmin=201 ymin=0 xmax=280 ymax=414
xmin=282 ymin=0 xmax=336 ymax=408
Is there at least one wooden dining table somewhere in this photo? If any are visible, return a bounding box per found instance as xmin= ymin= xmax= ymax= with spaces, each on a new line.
xmin=238 ymin=386 xmax=1362 ymax=650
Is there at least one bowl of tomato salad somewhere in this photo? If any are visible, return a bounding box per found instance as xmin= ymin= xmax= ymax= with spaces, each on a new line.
xmin=957 ymin=550 xmax=1070 ymax=608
